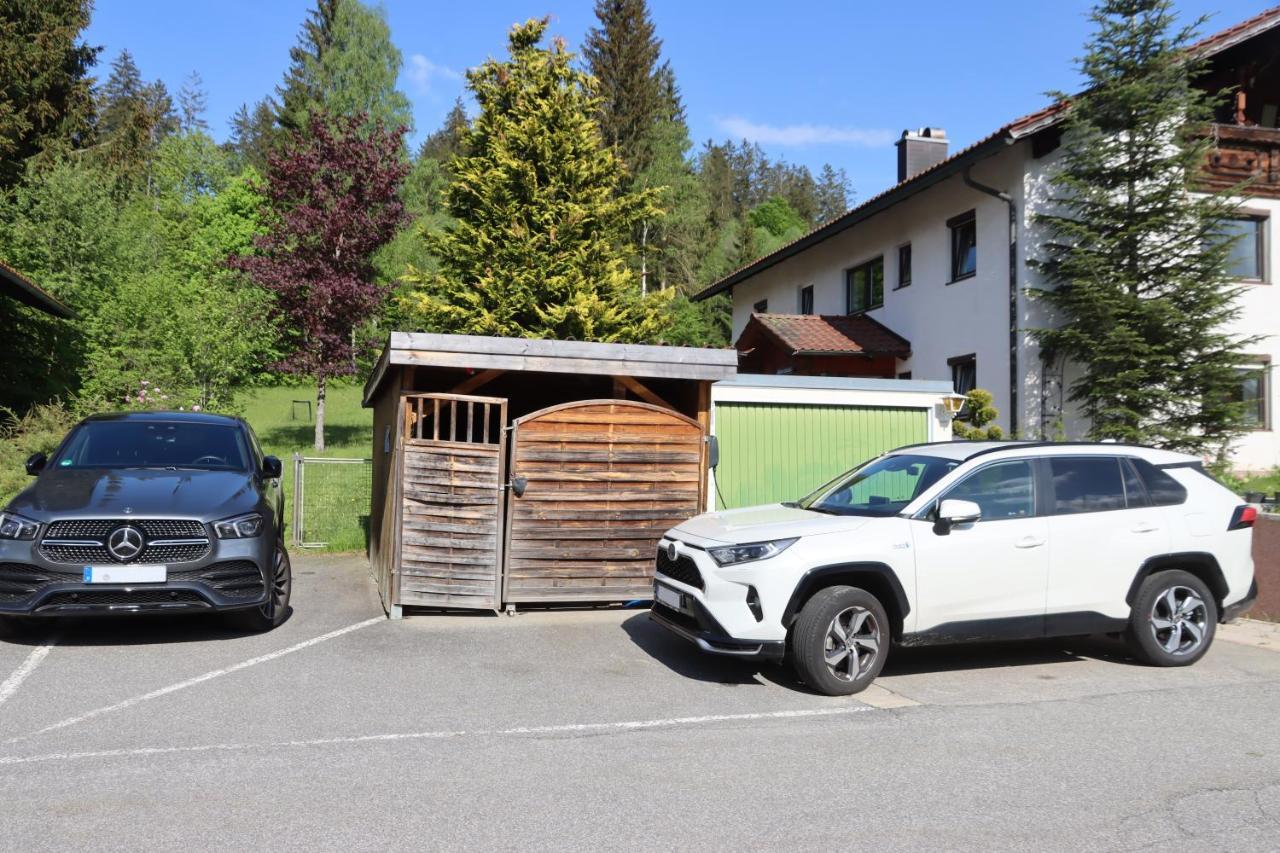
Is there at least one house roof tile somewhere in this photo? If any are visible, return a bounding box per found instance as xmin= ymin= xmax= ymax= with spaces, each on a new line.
xmin=746 ymin=313 xmax=911 ymax=358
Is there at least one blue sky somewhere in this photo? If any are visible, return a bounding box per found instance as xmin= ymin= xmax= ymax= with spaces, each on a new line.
xmin=87 ymin=0 xmax=1267 ymax=200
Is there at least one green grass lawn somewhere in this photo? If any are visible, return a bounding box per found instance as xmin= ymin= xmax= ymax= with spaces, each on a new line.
xmin=240 ymin=382 xmax=373 ymax=552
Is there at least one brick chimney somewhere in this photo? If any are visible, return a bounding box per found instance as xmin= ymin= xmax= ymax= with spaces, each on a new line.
xmin=895 ymin=128 xmax=948 ymax=183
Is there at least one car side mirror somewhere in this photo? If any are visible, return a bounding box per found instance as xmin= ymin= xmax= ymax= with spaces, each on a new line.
xmin=25 ymin=452 xmax=47 ymax=476
xmin=511 ymin=475 xmax=528 ymax=498
xmin=936 ymin=499 xmax=982 ymax=532
xmin=706 ymin=435 xmax=719 ymax=469
xmin=261 ymin=455 xmax=283 ymax=479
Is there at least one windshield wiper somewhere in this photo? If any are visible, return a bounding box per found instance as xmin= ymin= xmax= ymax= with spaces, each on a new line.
xmin=781 ymin=500 xmax=799 ymax=508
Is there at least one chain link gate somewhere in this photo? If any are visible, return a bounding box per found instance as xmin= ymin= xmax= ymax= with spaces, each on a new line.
xmin=291 ymin=455 xmax=373 ymax=550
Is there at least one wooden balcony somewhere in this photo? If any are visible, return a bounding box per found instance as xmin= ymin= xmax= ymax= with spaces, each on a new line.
xmin=1202 ymin=123 xmax=1280 ymax=198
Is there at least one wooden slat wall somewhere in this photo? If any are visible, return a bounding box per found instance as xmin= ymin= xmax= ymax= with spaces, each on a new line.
xmin=504 ymin=401 xmax=703 ymax=603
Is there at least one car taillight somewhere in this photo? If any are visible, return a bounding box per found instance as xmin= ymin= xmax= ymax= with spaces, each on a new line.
xmin=1228 ymin=504 xmax=1258 ymax=531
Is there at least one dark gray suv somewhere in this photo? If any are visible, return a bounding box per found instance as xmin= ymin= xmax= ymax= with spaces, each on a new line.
xmin=0 ymin=411 xmax=291 ymax=634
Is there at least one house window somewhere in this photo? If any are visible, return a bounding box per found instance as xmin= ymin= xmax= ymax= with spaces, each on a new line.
xmin=1232 ymin=361 xmax=1270 ymax=429
xmin=1223 ymin=216 xmax=1266 ymax=281
xmin=799 ymin=285 xmax=814 ymax=315
xmin=845 ymin=256 xmax=884 ymax=314
xmin=896 ymin=243 xmax=912 ymax=288
xmin=949 ymin=354 xmax=977 ymax=395
xmin=753 ymin=299 xmax=768 ymax=314
xmin=948 ymin=210 xmax=977 ymax=282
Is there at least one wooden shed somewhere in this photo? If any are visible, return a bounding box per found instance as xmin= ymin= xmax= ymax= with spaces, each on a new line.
xmin=364 ymin=332 xmax=738 ymax=616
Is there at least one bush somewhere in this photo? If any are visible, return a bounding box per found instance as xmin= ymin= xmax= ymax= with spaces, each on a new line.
xmin=0 ymin=401 xmax=78 ymax=505
xmin=952 ymin=389 xmax=1004 ymax=441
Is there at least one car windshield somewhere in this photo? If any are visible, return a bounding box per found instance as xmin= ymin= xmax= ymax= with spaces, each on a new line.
xmin=798 ymin=454 xmax=959 ymax=517
xmin=53 ymin=421 xmax=250 ymax=471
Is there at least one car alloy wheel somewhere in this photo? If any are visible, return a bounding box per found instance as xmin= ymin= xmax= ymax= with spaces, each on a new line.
xmin=824 ymin=605 xmax=881 ymax=682
xmin=1149 ymin=585 xmax=1208 ymax=657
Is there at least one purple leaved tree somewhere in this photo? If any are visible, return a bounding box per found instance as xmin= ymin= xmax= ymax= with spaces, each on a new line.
xmin=234 ymin=112 xmax=408 ymax=451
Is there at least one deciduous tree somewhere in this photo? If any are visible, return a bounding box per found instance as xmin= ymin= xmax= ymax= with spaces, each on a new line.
xmin=233 ymin=112 xmax=408 ymax=450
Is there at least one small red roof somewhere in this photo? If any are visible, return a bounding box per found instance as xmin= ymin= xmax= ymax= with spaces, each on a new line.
xmin=744 ymin=313 xmax=911 ymax=358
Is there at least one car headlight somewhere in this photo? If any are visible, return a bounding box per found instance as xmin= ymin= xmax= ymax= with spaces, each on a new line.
xmin=0 ymin=512 xmax=39 ymax=540
xmin=213 ymin=512 xmax=264 ymax=539
xmin=708 ymin=538 xmax=797 ymax=566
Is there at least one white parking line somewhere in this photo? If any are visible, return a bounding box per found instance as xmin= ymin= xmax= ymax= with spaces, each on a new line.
xmin=0 ymin=705 xmax=879 ymax=768
xmin=5 ymin=616 xmax=383 ymax=745
xmin=0 ymin=638 xmax=56 ymax=710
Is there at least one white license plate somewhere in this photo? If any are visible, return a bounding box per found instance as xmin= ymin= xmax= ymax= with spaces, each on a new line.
xmin=83 ymin=565 xmax=167 ymax=584
xmin=655 ymin=583 xmax=682 ymax=610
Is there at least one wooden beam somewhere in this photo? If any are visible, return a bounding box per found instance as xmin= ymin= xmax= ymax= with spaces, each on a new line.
xmin=613 ymin=375 xmax=676 ymax=412
xmin=450 ymin=369 xmax=505 ymax=396
xmin=696 ymin=380 xmax=711 ymax=510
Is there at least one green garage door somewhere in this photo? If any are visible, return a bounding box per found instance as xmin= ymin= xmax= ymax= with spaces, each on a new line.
xmin=713 ymin=403 xmax=930 ymax=509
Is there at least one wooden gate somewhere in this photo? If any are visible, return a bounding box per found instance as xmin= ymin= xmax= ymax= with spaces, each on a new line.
xmin=503 ymin=400 xmax=704 ymax=604
xmin=398 ymin=393 xmax=507 ymax=610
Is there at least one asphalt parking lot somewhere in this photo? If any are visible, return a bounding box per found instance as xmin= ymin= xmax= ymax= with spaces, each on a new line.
xmin=2 ymin=554 xmax=1279 ymax=852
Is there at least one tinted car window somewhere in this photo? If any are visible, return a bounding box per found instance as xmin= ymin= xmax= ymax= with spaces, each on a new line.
xmin=1121 ymin=458 xmax=1150 ymax=508
xmin=1131 ymin=458 xmax=1189 ymax=506
xmin=1050 ymin=457 xmax=1126 ymax=515
xmin=54 ymin=421 xmax=250 ymax=471
xmin=942 ymin=460 xmax=1035 ymax=520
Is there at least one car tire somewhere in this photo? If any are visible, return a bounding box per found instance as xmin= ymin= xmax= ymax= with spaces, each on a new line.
xmin=791 ymin=585 xmax=889 ymax=696
xmin=1126 ymin=570 xmax=1217 ymax=667
xmin=227 ymin=544 xmax=292 ymax=633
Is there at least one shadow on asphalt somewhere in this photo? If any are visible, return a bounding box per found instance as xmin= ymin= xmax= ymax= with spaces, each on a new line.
xmin=622 ymin=611 xmax=1144 ymax=693
xmin=620 ymin=612 xmax=801 ymax=689
xmin=1 ymin=607 xmax=295 ymax=647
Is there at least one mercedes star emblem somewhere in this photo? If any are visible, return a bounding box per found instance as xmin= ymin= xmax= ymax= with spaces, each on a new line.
xmin=107 ymin=525 xmax=145 ymax=563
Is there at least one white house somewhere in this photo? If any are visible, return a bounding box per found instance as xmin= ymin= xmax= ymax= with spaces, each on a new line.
xmin=695 ymin=7 xmax=1280 ymax=473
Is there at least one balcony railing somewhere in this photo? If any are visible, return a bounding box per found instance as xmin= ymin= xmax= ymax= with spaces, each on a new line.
xmin=1202 ymin=123 xmax=1280 ymax=198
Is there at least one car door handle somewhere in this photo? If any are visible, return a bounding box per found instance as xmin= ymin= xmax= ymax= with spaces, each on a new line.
xmin=1014 ymin=536 xmax=1046 ymax=549
xmin=1131 ymin=522 xmax=1160 ymax=533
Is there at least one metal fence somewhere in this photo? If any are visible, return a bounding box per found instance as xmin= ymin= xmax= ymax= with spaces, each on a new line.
xmin=291 ymin=455 xmax=373 ymax=551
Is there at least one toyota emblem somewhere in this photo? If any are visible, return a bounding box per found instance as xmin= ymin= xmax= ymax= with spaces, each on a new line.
xmin=666 ymin=542 xmax=678 ymax=562
xmin=107 ymin=525 xmax=145 ymax=563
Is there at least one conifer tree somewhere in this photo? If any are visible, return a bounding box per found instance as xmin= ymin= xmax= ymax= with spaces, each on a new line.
xmin=276 ymin=0 xmax=411 ymax=134
xmin=1032 ymin=0 xmax=1253 ymax=457
xmin=583 ymin=0 xmax=665 ymax=179
xmin=0 ymin=0 xmax=99 ymax=188
xmin=177 ymin=72 xmax=209 ymax=133
xmin=401 ymin=18 xmax=669 ymax=344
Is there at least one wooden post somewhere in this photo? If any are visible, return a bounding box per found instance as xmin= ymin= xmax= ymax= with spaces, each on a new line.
xmin=696 ymin=381 xmax=712 ymax=511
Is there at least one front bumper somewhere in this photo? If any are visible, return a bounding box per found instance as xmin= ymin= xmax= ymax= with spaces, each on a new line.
xmin=0 ymin=535 xmax=271 ymax=617
xmin=650 ymin=595 xmax=786 ymax=661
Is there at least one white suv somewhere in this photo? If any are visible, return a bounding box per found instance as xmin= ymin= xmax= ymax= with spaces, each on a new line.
xmin=651 ymin=441 xmax=1258 ymax=696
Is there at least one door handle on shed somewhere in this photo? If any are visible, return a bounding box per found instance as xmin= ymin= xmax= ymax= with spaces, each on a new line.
xmin=1014 ymin=536 xmax=1046 ymax=549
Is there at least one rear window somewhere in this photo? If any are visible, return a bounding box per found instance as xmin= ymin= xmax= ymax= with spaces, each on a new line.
xmin=1131 ymin=458 xmax=1189 ymax=506
xmin=1049 ymin=457 xmax=1127 ymax=514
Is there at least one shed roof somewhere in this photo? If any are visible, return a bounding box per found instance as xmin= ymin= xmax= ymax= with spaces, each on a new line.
xmin=364 ymin=332 xmax=738 ymax=406
xmin=715 ymin=373 xmax=954 ymax=395
xmin=0 ymin=259 xmax=75 ymax=318
xmin=693 ymin=5 xmax=1280 ymax=302
xmin=741 ymin=313 xmax=911 ymax=358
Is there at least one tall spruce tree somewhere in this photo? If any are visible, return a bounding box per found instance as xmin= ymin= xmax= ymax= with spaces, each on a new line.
xmin=583 ymin=0 xmax=665 ymax=178
xmin=1032 ymin=0 xmax=1252 ymax=457
xmin=96 ymin=51 xmax=179 ymax=196
xmin=401 ymin=18 xmax=669 ymax=343
xmin=0 ymin=0 xmax=98 ymax=188
xmin=177 ymin=72 xmax=209 ymax=133
xmin=276 ymin=0 xmax=411 ymax=135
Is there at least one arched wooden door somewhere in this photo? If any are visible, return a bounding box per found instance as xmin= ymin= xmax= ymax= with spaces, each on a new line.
xmin=503 ymin=400 xmax=704 ymax=604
